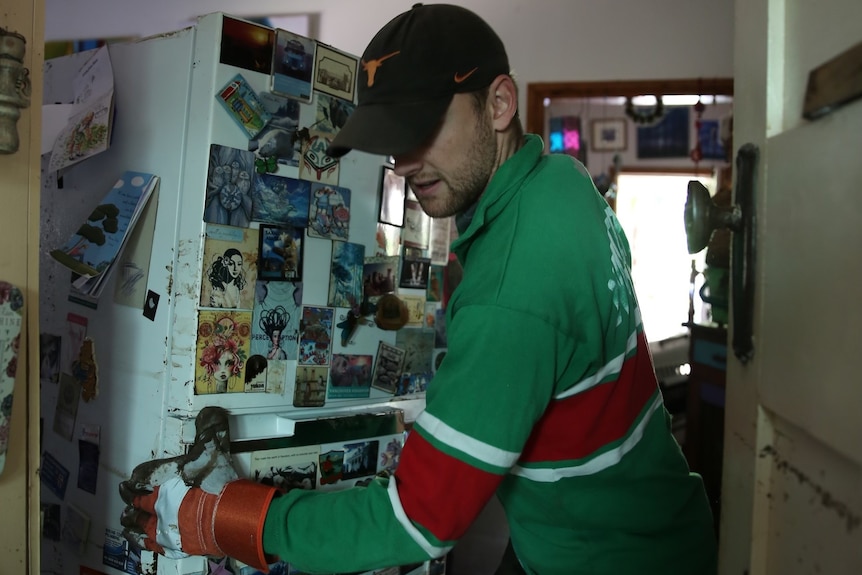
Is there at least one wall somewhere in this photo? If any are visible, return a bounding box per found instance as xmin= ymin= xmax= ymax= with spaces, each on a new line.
xmin=44 ymin=0 xmax=735 ymax=124
xmin=546 ymin=98 xmax=733 ymax=176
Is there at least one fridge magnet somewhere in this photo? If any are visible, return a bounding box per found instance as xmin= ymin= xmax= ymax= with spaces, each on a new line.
xmin=47 ymin=80 xmax=114 ymax=174
xmin=402 ymin=199 xmax=431 ymax=249
xmin=0 ymin=281 xmax=20 ymax=474
xmin=77 ymin=438 xmax=100 ymax=494
xmin=243 ymin=354 xmax=268 ymax=392
xmin=61 ymin=312 xmax=88 ymax=376
xmin=371 ymin=341 xmax=406 ymax=394
xmin=252 ymin=173 xmax=311 ymax=228
xmin=50 ymin=172 xmax=159 ymax=279
xmin=216 ymin=74 xmax=272 ymax=139
xmin=428 ymin=216 xmax=451 ymax=266
xmin=378 ymin=166 xmax=406 ymax=227
xmin=205 ymin=144 xmax=255 ymax=227
xmin=255 ymin=304 xmax=295 ymax=360
xmin=314 ymin=92 xmax=355 ymax=135
xmin=219 ymin=16 xmax=275 ymax=75
xmin=80 ymin=422 xmax=100 ymax=445
xmin=395 ymin=328 xmax=435 ymax=378
xmin=590 ymin=118 xmax=627 ymax=152
xmin=318 ymin=449 xmax=344 ymax=485
xmin=636 ymin=106 xmax=690 ymax=158
xmin=249 ymin=92 xmax=302 ymax=169
xmin=71 ymin=337 xmax=98 ymax=402
xmin=396 ymin=372 xmax=430 ymax=397
xmin=271 ymin=28 xmax=316 ymax=102
xmin=335 ymin=306 xmax=364 ymax=348
xmin=200 ymin=224 xmax=259 ymax=310
xmin=374 ymin=294 xmax=409 ymax=331
xmin=263 ymin=358 xmax=287 ymax=395
xmin=308 ymin=182 xmax=351 ymax=240
xmin=298 ymin=129 xmax=339 ymax=185
xmin=41 ymin=502 xmax=61 ymax=541
xmin=194 ymin=310 xmax=252 ymax=395
xmin=398 ymin=253 xmax=430 ymax=290
xmin=250 ymin=445 xmax=320 ymax=491
xmin=363 ymin=255 xmax=399 ymax=301
xmin=251 ymin=281 xmax=301 ymax=360
xmin=342 ymin=440 xmax=379 ymax=481
xmin=313 ymin=43 xmax=358 ymax=103
xmin=427 ymin=265 xmax=444 ymax=302
xmin=253 ymin=154 xmax=278 ymax=175
xmin=327 ymin=353 xmax=373 ymax=399
xmin=114 ymin=181 xmax=160 ymax=309
xmin=102 ymin=527 xmax=127 ymax=571
xmin=39 ymin=333 xmax=61 ymax=383
xmin=424 ymin=301 xmax=438 ymax=329
xmin=374 ymin=222 xmax=402 ymax=257
xmin=379 ymin=435 xmax=403 ymax=474
xmin=142 ymin=289 xmax=159 ymax=321
xmin=61 ymin=503 xmax=90 ymax=553
xmin=399 ymin=294 xmax=426 ymax=327
xmin=40 ymin=450 xmax=70 ymax=500
xmin=328 ymin=241 xmax=365 ymax=309
xmin=52 ymin=372 xmax=81 ymax=441
xmin=258 ymin=223 xmax=304 ymax=282
xmin=293 ymin=365 xmax=327 ymax=407
xmin=298 ymin=305 xmax=334 ymax=366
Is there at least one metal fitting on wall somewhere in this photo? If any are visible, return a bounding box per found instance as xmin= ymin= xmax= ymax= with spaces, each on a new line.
xmin=0 ymin=29 xmax=31 ymax=154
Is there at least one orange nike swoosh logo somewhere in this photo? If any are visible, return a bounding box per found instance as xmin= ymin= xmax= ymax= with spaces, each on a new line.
xmin=454 ymin=67 xmax=478 ymax=83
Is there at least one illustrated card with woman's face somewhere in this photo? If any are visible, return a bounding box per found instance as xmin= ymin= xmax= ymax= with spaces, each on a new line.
xmin=194 ymin=310 xmax=252 ymax=395
xmin=200 ymin=224 xmax=259 ymax=310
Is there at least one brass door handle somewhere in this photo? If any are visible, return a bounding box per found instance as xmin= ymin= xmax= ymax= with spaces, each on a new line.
xmin=684 ymin=143 xmax=759 ymax=363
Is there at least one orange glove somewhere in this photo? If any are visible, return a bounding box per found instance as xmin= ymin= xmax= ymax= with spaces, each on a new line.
xmin=123 ymin=476 xmax=278 ymax=569
xmin=119 ymin=407 xmax=279 ymax=571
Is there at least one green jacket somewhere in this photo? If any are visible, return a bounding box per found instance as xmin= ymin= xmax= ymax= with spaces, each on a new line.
xmin=263 ymin=135 xmax=717 ymax=574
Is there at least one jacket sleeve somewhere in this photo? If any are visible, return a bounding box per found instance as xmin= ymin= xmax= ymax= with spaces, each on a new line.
xmin=262 ymin=305 xmax=561 ymax=573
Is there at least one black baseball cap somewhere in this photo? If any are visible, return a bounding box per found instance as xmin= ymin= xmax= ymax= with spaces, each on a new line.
xmin=327 ymin=3 xmax=510 ymax=158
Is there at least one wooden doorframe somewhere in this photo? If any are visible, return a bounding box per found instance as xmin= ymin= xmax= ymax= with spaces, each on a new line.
xmin=0 ymin=0 xmax=44 ymax=572
xmin=525 ymin=78 xmax=734 ymax=136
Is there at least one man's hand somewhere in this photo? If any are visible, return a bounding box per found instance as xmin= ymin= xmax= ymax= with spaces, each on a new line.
xmin=119 ymin=407 xmax=279 ymax=570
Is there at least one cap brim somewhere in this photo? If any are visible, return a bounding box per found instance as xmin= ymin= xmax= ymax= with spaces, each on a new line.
xmin=327 ymin=96 xmax=452 ymax=158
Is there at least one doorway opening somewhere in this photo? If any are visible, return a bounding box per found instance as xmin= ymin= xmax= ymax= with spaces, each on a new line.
xmin=615 ymin=172 xmax=714 ymax=343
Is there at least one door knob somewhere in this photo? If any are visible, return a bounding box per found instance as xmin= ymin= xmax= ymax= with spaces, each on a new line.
xmin=684 ymin=143 xmax=759 ymax=363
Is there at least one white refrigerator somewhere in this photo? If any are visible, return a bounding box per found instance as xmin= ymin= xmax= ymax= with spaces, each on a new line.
xmin=39 ymin=12 xmax=434 ymax=575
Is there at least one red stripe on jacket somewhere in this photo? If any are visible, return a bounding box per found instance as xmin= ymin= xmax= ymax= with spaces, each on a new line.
xmin=520 ymin=332 xmax=658 ymax=463
xmin=395 ymin=431 xmax=503 ymax=542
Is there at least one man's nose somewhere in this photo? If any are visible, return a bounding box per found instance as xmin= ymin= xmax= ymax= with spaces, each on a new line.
xmin=392 ymin=153 xmax=421 ymax=178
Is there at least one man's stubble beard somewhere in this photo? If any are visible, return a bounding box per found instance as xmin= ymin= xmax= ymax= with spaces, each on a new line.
xmin=412 ymin=114 xmax=498 ymax=219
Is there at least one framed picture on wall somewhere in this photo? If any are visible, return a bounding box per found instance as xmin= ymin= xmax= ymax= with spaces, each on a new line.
xmin=590 ymin=118 xmax=627 ymax=152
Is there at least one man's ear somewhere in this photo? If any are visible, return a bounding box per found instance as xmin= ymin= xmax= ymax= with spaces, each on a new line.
xmin=489 ymin=74 xmax=518 ymax=131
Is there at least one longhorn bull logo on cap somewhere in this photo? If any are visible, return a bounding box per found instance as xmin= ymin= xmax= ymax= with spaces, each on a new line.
xmin=361 ymin=50 xmax=400 ymax=87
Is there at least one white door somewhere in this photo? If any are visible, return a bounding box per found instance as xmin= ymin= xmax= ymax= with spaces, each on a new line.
xmin=720 ymin=1 xmax=862 ymax=573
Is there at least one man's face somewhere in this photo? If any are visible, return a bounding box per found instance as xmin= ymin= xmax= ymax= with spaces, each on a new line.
xmin=393 ymin=92 xmax=497 ymax=218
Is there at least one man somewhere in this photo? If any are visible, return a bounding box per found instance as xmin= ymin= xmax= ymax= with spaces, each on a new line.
xmin=120 ymin=4 xmax=718 ymax=574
